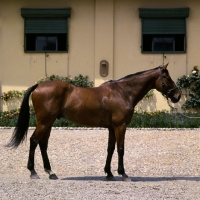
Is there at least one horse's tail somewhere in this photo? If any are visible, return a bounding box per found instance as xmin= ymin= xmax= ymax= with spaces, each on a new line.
xmin=6 ymin=84 xmax=38 ymax=148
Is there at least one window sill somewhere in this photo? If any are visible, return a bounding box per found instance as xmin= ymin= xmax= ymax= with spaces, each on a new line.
xmin=24 ymin=51 xmax=68 ymax=53
xmin=141 ymin=51 xmax=186 ymax=54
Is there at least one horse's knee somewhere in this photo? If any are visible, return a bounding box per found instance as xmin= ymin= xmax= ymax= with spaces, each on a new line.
xmin=117 ymin=147 xmax=124 ymax=156
xmin=107 ymin=144 xmax=115 ymax=154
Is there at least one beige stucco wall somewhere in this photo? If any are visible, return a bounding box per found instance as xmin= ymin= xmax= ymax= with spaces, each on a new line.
xmin=0 ymin=0 xmax=199 ymax=111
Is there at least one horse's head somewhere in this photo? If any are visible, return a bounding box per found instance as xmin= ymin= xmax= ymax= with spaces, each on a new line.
xmin=155 ymin=63 xmax=181 ymax=103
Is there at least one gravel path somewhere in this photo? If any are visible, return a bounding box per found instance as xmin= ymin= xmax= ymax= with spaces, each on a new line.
xmin=0 ymin=128 xmax=200 ymax=199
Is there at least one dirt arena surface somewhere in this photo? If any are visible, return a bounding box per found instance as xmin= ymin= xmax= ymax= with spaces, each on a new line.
xmin=0 ymin=128 xmax=200 ymax=199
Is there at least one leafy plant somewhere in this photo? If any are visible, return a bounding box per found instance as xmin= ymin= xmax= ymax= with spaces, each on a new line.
xmin=0 ymin=90 xmax=26 ymax=101
xmin=0 ymin=74 xmax=94 ymax=101
xmin=143 ymin=89 xmax=154 ymax=100
xmin=37 ymin=74 xmax=94 ymax=87
xmin=177 ymin=66 xmax=200 ymax=110
xmin=1 ymin=109 xmax=200 ymax=128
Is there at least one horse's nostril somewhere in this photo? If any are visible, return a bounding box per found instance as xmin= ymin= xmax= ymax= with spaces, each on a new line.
xmin=171 ymin=94 xmax=181 ymax=103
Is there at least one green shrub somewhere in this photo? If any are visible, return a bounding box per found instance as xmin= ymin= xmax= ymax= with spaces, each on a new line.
xmin=1 ymin=109 xmax=200 ymax=128
xmin=37 ymin=74 xmax=94 ymax=88
xmin=0 ymin=74 xmax=94 ymax=101
xmin=177 ymin=66 xmax=200 ymax=110
xmin=127 ymin=111 xmax=200 ymax=128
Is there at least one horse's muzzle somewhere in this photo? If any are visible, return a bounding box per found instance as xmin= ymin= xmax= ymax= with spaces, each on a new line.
xmin=170 ymin=93 xmax=181 ymax=103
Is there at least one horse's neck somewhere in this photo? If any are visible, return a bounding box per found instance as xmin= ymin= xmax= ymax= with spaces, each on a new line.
xmin=122 ymin=70 xmax=158 ymax=104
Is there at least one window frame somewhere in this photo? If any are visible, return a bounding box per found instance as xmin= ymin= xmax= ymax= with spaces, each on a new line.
xmin=139 ymin=8 xmax=189 ymax=54
xmin=21 ymin=8 xmax=71 ymax=53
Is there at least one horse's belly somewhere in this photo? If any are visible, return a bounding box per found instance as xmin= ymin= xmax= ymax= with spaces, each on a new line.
xmin=63 ymin=108 xmax=102 ymax=127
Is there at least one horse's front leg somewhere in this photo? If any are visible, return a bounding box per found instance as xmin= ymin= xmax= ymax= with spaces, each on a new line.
xmin=115 ymin=124 xmax=131 ymax=182
xmin=104 ymin=127 xmax=116 ymax=181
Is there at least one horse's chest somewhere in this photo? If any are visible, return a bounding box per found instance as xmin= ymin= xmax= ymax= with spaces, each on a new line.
xmin=100 ymin=100 xmax=133 ymax=125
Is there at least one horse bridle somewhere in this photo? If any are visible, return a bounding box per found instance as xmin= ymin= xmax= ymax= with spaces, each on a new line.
xmin=158 ymin=67 xmax=179 ymax=100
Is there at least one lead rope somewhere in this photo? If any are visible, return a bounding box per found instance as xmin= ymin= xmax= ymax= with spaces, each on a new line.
xmin=167 ymin=99 xmax=200 ymax=119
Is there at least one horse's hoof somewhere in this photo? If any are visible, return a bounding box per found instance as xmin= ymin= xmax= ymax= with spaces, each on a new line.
xmin=49 ymin=174 xmax=58 ymax=180
xmin=30 ymin=174 xmax=40 ymax=179
xmin=105 ymin=175 xmax=116 ymax=181
xmin=122 ymin=175 xmax=131 ymax=182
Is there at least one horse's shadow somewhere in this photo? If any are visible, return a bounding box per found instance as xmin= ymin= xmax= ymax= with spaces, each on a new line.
xmin=61 ymin=176 xmax=200 ymax=182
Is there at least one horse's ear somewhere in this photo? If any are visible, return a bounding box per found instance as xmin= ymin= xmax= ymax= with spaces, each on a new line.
xmin=163 ymin=63 xmax=169 ymax=69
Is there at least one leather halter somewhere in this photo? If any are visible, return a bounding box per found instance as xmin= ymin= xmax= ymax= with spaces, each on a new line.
xmin=158 ymin=67 xmax=178 ymax=99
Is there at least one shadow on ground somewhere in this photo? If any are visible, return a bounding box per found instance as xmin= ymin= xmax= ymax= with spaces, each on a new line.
xmin=61 ymin=176 xmax=200 ymax=182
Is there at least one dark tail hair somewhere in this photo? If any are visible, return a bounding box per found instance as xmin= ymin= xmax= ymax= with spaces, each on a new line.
xmin=6 ymin=84 xmax=38 ymax=148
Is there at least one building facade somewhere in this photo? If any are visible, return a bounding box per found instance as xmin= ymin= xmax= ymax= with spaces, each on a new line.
xmin=0 ymin=0 xmax=199 ymax=111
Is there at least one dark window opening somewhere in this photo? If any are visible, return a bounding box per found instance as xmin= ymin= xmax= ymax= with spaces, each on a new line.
xmin=36 ymin=36 xmax=57 ymax=51
xmin=142 ymin=34 xmax=185 ymax=53
xmin=25 ymin=34 xmax=67 ymax=52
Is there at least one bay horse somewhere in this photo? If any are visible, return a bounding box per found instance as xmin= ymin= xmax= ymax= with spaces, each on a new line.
xmin=7 ymin=63 xmax=181 ymax=181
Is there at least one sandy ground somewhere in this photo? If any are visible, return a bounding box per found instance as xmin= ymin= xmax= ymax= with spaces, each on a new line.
xmin=0 ymin=128 xmax=200 ymax=199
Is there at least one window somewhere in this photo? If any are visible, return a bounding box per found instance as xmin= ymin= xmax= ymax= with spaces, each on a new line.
xmin=139 ymin=8 xmax=189 ymax=53
xmin=143 ymin=34 xmax=185 ymax=52
xmin=26 ymin=34 xmax=67 ymax=51
xmin=36 ymin=36 xmax=58 ymax=51
xmin=21 ymin=8 xmax=71 ymax=52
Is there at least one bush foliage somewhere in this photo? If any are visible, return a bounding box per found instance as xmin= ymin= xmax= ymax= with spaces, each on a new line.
xmin=1 ymin=109 xmax=200 ymax=128
xmin=177 ymin=66 xmax=200 ymax=110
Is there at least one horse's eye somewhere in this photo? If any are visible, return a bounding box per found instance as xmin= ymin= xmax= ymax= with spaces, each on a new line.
xmin=164 ymin=75 xmax=171 ymax=81
xmin=167 ymin=77 xmax=172 ymax=81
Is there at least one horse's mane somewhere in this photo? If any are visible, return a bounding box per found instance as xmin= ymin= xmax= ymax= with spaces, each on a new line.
xmin=104 ymin=66 xmax=162 ymax=84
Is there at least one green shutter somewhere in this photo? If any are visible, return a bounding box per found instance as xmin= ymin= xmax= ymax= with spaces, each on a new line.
xmin=142 ymin=18 xmax=186 ymax=34
xmin=21 ymin=8 xmax=70 ymax=34
xmin=24 ymin=18 xmax=68 ymax=34
xmin=21 ymin=8 xmax=71 ymax=18
xmin=139 ymin=8 xmax=189 ymax=18
xmin=139 ymin=8 xmax=189 ymax=35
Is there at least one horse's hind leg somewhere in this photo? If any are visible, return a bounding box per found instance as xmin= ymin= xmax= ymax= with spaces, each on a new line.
xmin=39 ymin=127 xmax=58 ymax=180
xmin=27 ymin=123 xmax=57 ymax=180
xmin=27 ymin=131 xmax=40 ymax=179
xmin=104 ymin=127 xmax=116 ymax=181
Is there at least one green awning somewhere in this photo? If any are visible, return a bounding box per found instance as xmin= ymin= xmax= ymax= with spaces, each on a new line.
xmin=21 ymin=8 xmax=71 ymax=34
xmin=142 ymin=18 xmax=186 ymax=34
xmin=139 ymin=8 xmax=189 ymax=35
xmin=21 ymin=8 xmax=71 ymax=18
xmin=139 ymin=8 xmax=189 ymax=18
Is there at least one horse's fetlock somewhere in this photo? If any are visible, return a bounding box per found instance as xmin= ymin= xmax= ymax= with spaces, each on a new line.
xmin=104 ymin=166 xmax=111 ymax=174
xmin=27 ymin=162 xmax=34 ymax=171
xmin=118 ymin=166 xmax=125 ymax=175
